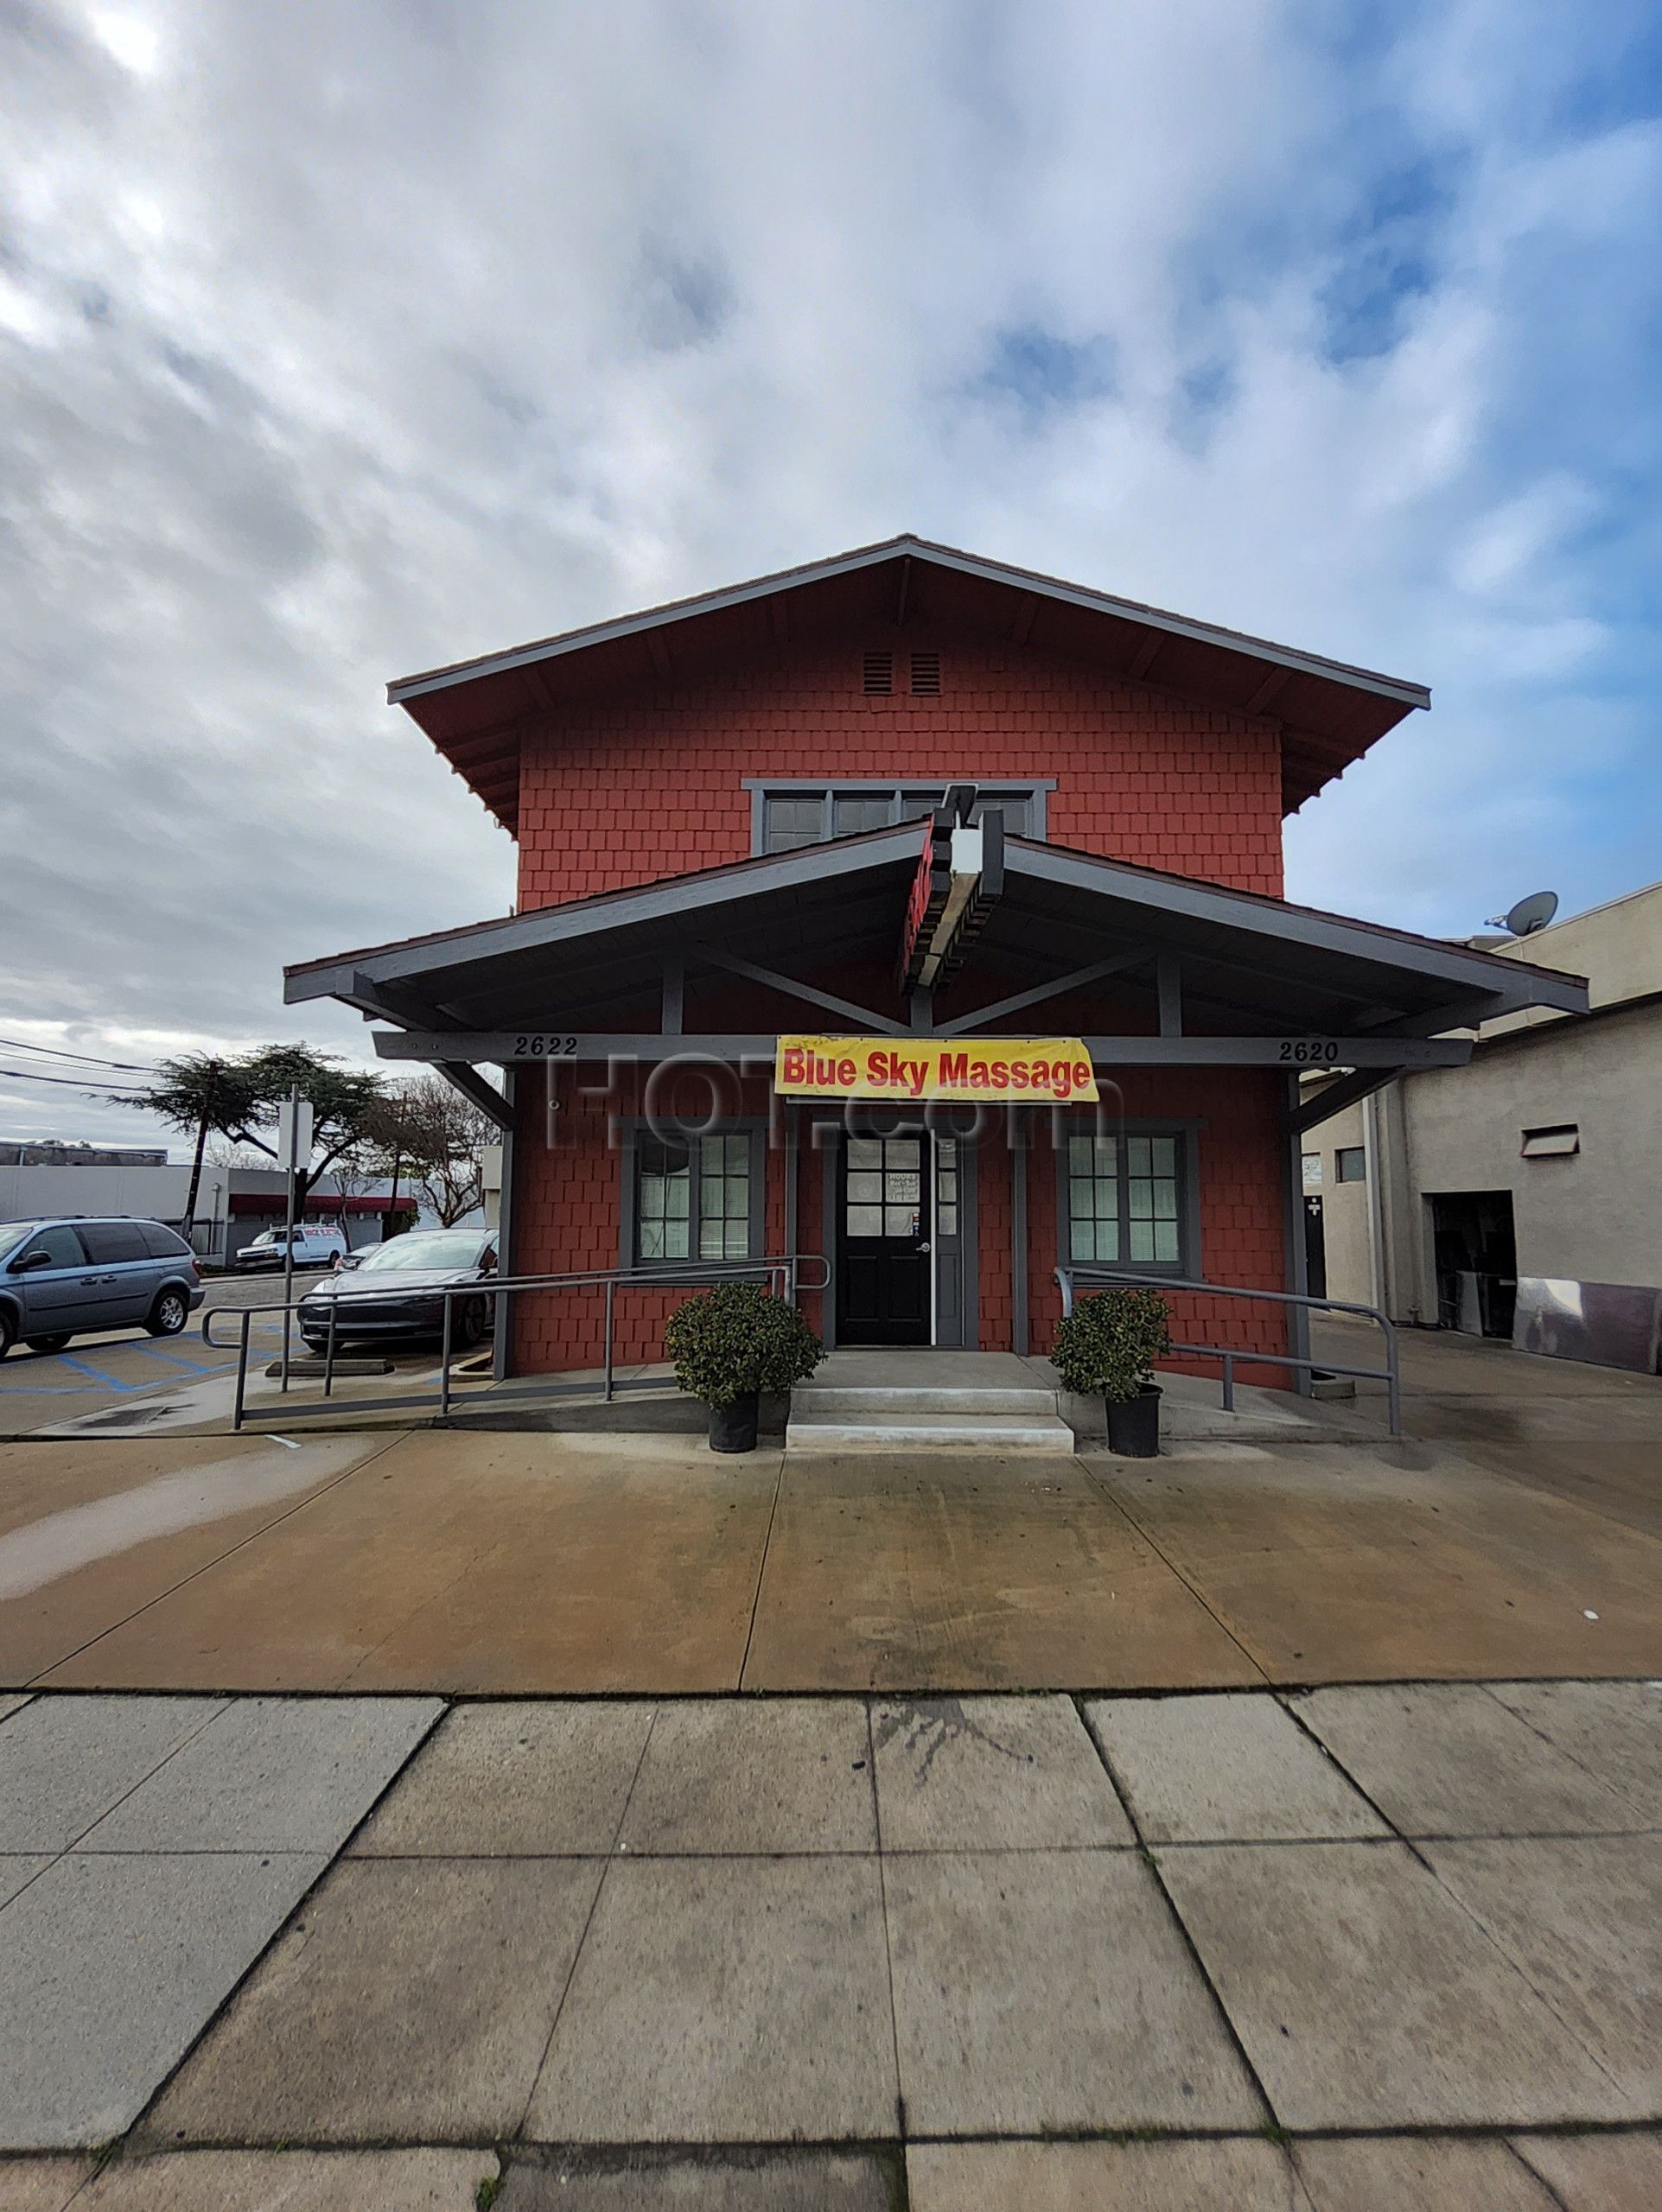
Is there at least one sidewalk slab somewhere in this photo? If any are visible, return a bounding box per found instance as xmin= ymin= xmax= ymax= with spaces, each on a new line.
xmin=498 ymin=2148 xmax=897 ymax=2209
xmin=1426 ymin=1836 xmax=1662 ymax=2107
xmin=0 ymin=1859 xmax=48 ymax=1911
xmin=79 ymin=1696 xmax=442 ymax=1853
xmin=1289 ymin=1683 xmax=1648 ymax=1835
xmin=352 ymin=1701 xmax=653 ymax=1856
xmin=1512 ymin=2130 xmax=1662 ymax=2209
xmin=1085 ymin=1692 xmax=1387 ymax=1842
xmin=1160 ymin=1839 xmax=1633 ymax=2127
xmin=527 ymin=1856 xmax=896 ymax=2142
xmin=883 ymin=1848 xmax=1262 ymax=2134
xmin=746 ymin=1457 xmax=1262 ymax=1691
xmin=1487 ymin=1679 xmax=1662 ymax=1821
xmin=1292 ymin=2136 xmax=1557 ymax=2209
xmin=907 ymin=2137 xmax=1308 ymax=2209
xmin=70 ymin=2148 xmax=498 ymax=2209
xmin=0 ymin=1849 xmax=326 ymax=2147
xmin=872 ymin=1694 xmax=1131 ymax=1849
xmin=0 ymin=1696 xmax=224 ymax=1853
xmin=0 ymin=2160 xmax=88 ymax=2212
xmin=150 ymin=1857 xmax=601 ymax=2143
xmin=616 ymin=1700 xmax=875 ymax=1855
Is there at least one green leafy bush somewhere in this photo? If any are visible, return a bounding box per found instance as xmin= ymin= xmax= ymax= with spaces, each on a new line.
xmin=665 ymin=1283 xmax=824 ymax=1408
xmin=1051 ymin=1287 xmax=1171 ymax=1402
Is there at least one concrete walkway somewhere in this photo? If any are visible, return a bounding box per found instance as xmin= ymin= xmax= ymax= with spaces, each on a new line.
xmin=2 ymin=1682 xmax=1660 ymax=2204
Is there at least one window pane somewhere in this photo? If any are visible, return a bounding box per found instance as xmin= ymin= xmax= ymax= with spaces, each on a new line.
xmin=666 ymin=1179 xmax=690 ymax=1218
xmin=937 ymin=1171 xmax=957 ymax=1203
xmin=664 ymin=1217 xmax=691 ymax=1258
xmin=846 ymin=1136 xmax=883 ymax=1169
xmin=1129 ymin=1183 xmax=1152 ymax=1219
xmin=1127 ymin=1137 xmax=1151 ymax=1177
xmin=1149 ymin=1137 xmax=1177 ymax=1176
xmin=886 ymin=1172 xmax=920 ymax=1204
xmin=640 ymin=1219 xmax=665 ymax=1260
xmin=937 ymin=1138 xmax=957 ymax=1167
xmin=1093 ymin=1222 xmax=1120 ymax=1261
xmin=1154 ymin=1183 xmax=1178 ymax=1219
xmin=883 ymin=1205 xmax=914 ymax=1236
xmin=847 ymin=1171 xmax=882 ymax=1203
xmin=1130 ymin=1221 xmax=1156 ymax=1262
xmin=1070 ymin=1222 xmax=1093 ymax=1261
xmin=764 ymin=797 xmax=825 ymax=852
xmin=938 ymin=1205 xmax=958 ymax=1236
xmin=847 ymin=1205 xmax=882 ymax=1236
xmin=832 ymin=794 xmax=895 ymax=836
xmin=1152 ymin=1220 xmax=1179 ymax=1262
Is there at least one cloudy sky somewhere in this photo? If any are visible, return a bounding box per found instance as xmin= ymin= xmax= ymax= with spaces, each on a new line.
xmin=3 ymin=0 xmax=1659 ymax=1153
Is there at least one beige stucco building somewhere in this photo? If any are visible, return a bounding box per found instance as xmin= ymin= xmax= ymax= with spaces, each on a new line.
xmin=1303 ymin=879 xmax=1662 ymax=1368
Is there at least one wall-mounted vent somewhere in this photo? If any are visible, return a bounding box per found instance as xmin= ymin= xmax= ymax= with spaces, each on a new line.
xmin=1521 ymin=1123 xmax=1580 ymax=1159
xmin=862 ymin=651 xmax=893 ymax=695
xmin=909 ymin=651 xmax=942 ymax=696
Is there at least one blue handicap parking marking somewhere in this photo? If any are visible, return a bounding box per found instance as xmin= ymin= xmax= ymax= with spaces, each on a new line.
xmin=58 ymin=1354 xmax=143 ymax=1393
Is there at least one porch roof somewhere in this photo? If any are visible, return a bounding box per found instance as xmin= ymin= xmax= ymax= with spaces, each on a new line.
xmin=285 ymin=825 xmax=1588 ymax=1046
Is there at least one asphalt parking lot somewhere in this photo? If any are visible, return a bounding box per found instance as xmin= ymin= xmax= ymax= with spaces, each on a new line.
xmin=0 ymin=1274 xmax=321 ymax=1440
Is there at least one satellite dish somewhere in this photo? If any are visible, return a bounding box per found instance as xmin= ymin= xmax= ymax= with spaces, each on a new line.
xmin=1506 ymin=890 xmax=1559 ymax=937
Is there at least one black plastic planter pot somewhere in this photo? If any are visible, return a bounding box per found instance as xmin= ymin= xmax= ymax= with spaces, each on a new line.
xmin=708 ymin=1392 xmax=761 ymax=1453
xmin=1106 ymin=1382 xmax=1162 ymax=1458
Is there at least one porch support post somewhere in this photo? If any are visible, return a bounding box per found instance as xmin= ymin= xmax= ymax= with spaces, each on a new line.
xmin=1011 ymin=1117 xmax=1029 ymax=1357
xmin=491 ymin=1067 xmax=516 ymax=1382
xmin=1282 ymin=1071 xmax=1312 ymax=1396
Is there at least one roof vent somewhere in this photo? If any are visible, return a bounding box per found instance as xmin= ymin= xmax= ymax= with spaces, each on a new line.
xmin=862 ymin=650 xmax=893 ymax=695
xmin=909 ymin=652 xmax=941 ymax=696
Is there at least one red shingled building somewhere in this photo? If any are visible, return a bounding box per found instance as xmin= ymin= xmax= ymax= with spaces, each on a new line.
xmin=286 ymin=537 xmax=1582 ymax=1389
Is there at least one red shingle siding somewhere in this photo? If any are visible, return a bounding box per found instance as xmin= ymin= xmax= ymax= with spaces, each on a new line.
xmin=514 ymin=626 xmax=1283 ymax=911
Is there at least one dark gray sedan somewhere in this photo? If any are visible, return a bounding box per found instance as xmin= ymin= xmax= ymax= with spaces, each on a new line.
xmin=296 ymin=1229 xmax=498 ymax=1351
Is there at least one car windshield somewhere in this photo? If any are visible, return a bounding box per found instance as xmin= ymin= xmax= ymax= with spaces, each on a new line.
xmin=0 ymin=1223 xmax=46 ymax=1263
xmin=354 ymin=1232 xmax=490 ymax=1274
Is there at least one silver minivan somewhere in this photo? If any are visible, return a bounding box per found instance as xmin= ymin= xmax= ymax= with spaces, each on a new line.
xmin=0 ymin=1217 xmax=205 ymax=1358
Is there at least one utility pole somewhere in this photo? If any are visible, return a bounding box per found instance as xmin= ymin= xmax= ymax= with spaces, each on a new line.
xmin=181 ymin=1059 xmax=220 ymax=1255
xmin=276 ymin=1087 xmax=313 ymax=1390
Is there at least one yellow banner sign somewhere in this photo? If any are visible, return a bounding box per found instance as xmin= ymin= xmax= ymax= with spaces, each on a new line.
xmin=775 ymin=1035 xmax=1098 ymax=1103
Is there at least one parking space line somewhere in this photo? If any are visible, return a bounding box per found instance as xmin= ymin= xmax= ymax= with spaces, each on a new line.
xmin=58 ymin=1355 xmax=143 ymax=1393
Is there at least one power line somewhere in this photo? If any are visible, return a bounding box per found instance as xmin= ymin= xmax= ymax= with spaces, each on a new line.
xmin=0 ymin=1037 xmax=158 ymax=1074
xmin=0 ymin=1065 xmax=154 ymax=1094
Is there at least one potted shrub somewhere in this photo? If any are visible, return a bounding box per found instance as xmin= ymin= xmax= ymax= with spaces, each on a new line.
xmin=1051 ymin=1287 xmax=1171 ymax=1457
xmin=665 ymin=1282 xmax=824 ymax=1452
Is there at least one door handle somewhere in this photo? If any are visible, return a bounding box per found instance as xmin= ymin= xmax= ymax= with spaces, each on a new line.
xmin=80 ymin=1275 xmax=99 ymax=1285
xmin=102 ymin=1274 xmax=118 ymax=1284
xmin=916 ymin=1242 xmax=931 ymax=1254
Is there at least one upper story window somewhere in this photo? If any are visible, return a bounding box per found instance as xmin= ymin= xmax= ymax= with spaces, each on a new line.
xmin=747 ymin=780 xmax=1052 ymax=855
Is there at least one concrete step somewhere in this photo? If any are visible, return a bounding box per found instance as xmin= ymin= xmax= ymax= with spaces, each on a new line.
xmin=786 ymin=1407 xmax=1076 ymax=1454
xmin=791 ymin=1383 xmax=1059 ymax=1417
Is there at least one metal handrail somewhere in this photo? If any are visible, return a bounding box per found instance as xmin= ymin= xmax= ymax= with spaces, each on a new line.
xmin=1054 ymin=1265 xmax=1402 ymax=1436
xmin=203 ymin=1254 xmax=832 ymax=1431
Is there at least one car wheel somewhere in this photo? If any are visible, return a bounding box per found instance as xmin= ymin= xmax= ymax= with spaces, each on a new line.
xmin=0 ymin=1309 xmax=14 ymax=1360
xmin=147 ymin=1289 xmax=189 ymax=1338
xmin=455 ymin=1297 xmax=490 ymax=1351
xmin=25 ymin=1334 xmax=71 ymax=1354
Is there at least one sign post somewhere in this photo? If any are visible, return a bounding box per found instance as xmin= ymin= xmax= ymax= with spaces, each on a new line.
xmin=274 ymin=1090 xmax=314 ymax=1390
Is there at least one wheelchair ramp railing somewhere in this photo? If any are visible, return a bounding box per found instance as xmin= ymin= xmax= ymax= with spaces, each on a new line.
xmin=203 ymin=1255 xmax=831 ymax=1432
xmin=1054 ymin=1265 xmax=1403 ymax=1436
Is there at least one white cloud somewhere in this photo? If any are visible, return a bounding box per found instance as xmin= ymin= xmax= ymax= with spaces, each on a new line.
xmin=2 ymin=0 xmax=1659 ymax=1148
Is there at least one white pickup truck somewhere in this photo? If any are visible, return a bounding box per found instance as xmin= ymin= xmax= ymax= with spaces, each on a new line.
xmin=234 ymin=1224 xmax=350 ymax=1271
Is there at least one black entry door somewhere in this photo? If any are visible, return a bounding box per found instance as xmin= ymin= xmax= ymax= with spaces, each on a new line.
xmin=837 ymin=1133 xmax=931 ymax=1345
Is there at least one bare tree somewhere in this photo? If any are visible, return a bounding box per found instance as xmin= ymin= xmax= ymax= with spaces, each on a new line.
xmin=364 ymin=1073 xmax=494 ymax=1227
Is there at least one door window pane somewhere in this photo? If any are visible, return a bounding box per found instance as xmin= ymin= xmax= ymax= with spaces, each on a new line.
xmin=17 ymin=1225 xmax=86 ymax=1268
xmin=847 ymin=1205 xmax=883 ymax=1237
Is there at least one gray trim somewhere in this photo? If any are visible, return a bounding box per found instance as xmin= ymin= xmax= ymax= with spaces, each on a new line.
xmin=491 ymin=1067 xmax=516 ymax=1382
xmin=1011 ymin=1122 xmax=1028 ymax=1357
xmin=286 ymin=824 xmax=922 ymax=1001
xmin=1005 ymin=843 xmax=1589 ymax=1013
xmin=962 ymin=1135 xmax=980 ymax=1351
xmin=692 ymin=947 xmax=910 ymax=1036
xmin=820 ymin=1132 xmax=838 ymax=1351
xmin=1054 ymin=1118 xmax=1203 ymax=1281
xmin=935 ymin=949 xmax=1151 ymax=1038
xmin=616 ymin=1118 xmax=768 ymax=1270
xmin=744 ymin=778 xmax=1054 ymax=855
xmin=373 ymin=1031 xmax=1476 ymax=1069
xmin=1281 ymin=1073 xmax=1312 ymax=1395
xmin=390 ymin=534 xmax=1430 ymax=713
